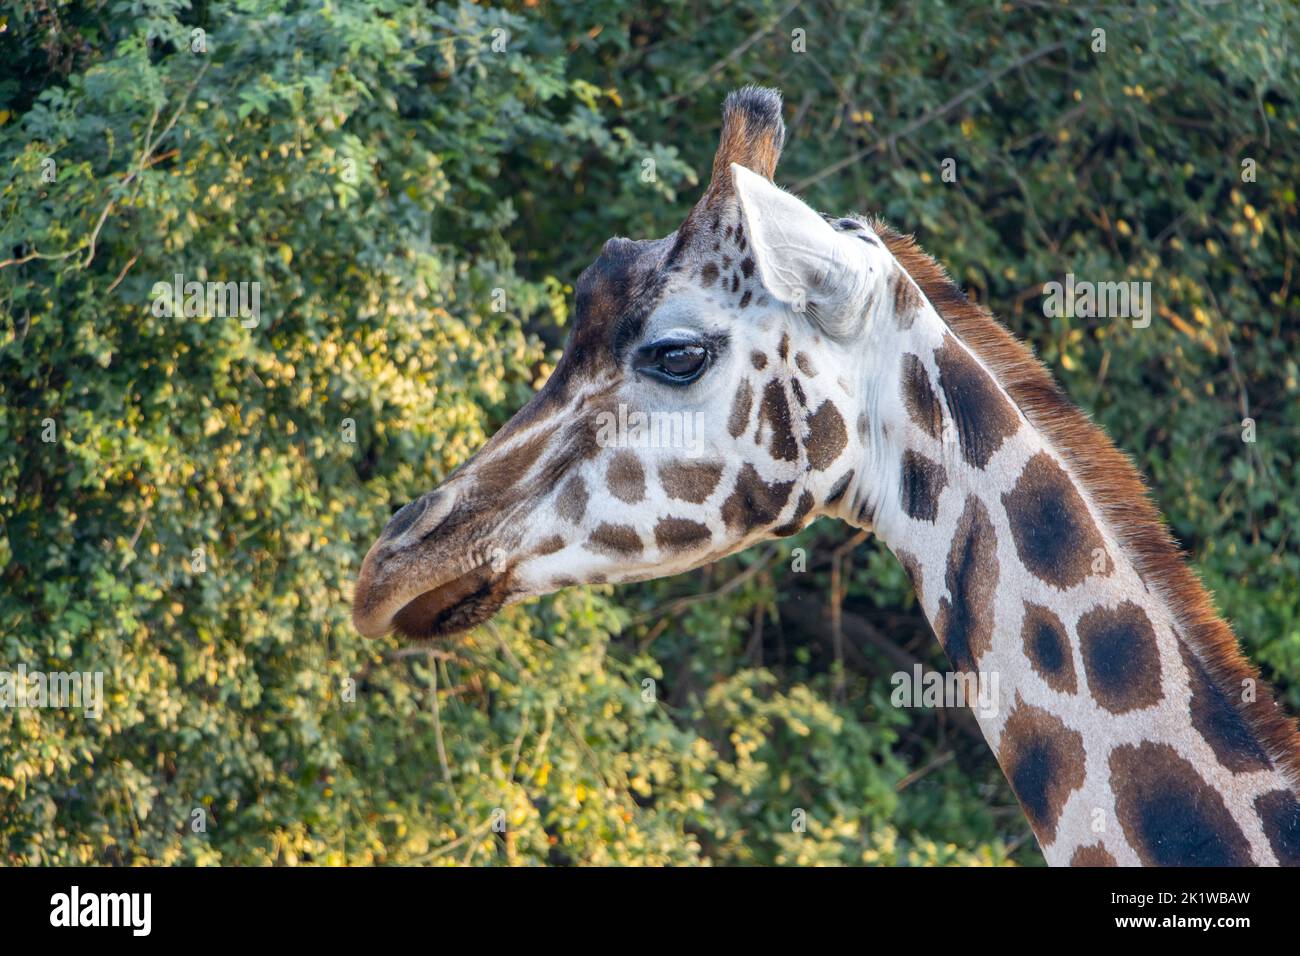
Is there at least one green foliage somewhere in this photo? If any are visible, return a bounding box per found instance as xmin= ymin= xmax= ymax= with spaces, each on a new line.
xmin=1 ymin=0 xmax=1296 ymax=866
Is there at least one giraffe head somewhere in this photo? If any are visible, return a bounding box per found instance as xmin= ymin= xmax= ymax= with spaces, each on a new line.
xmin=353 ymin=87 xmax=894 ymax=641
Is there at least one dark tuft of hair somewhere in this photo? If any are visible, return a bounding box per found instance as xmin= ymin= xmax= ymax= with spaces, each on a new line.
xmin=722 ymin=86 xmax=786 ymax=154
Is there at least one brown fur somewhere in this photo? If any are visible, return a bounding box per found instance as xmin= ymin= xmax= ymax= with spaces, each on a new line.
xmin=654 ymin=517 xmax=712 ymax=553
xmin=890 ymin=268 xmax=923 ymax=329
xmin=805 ymin=399 xmax=848 ymax=471
xmin=1021 ymin=602 xmax=1078 ymax=695
xmin=606 ymin=451 xmax=646 ymax=504
xmin=659 ymin=460 xmax=724 ymax=504
xmin=704 ymin=87 xmax=785 ymax=201
xmin=899 ymin=449 xmax=947 ymax=523
xmin=874 ymin=221 xmax=1300 ymax=788
xmin=934 ymin=495 xmax=999 ymax=673
xmin=587 ymin=523 xmax=642 ymax=557
xmin=1109 ymin=740 xmax=1252 ymax=865
xmin=757 ymin=378 xmax=798 ymax=461
xmin=1070 ymin=843 xmax=1117 ymax=866
xmin=1076 ymin=601 xmax=1164 ymax=715
xmin=998 ymin=696 xmax=1087 ymax=845
xmin=901 ymin=352 xmax=944 ymax=440
xmin=773 ymin=490 xmax=815 ymax=537
xmin=728 ymin=379 xmax=754 ymax=438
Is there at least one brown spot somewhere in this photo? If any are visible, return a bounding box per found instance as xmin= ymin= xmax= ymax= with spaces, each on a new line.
xmin=857 ymin=413 xmax=869 ymax=438
xmin=934 ymin=496 xmax=998 ymax=672
xmin=1109 ymin=741 xmax=1252 ymax=866
xmin=790 ymin=377 xmax=806 ymax=407
xmin=1178 ymin=642 xmax=1271 ymax=773
xmin=556 ymin=475 xmax=588 ymax=524
xmin=659 ymin=460 xmax=724 ymax=504
xmin=795 ymin=352 xmax=817 ymax=377
xmin=933 ymin=336 xmax=1019 ymax=468
xmin=758 ymin=379 xmax=798 ymax=461
xmin=700 ymin=262 xmax=719 ymax=287
xmin=998 ymin=698 xmax=1086 ymax=845
xmin=1254 ymin=790 xmax=1300 ymax=865
xmin=740 ymin=256 xmax=755 ymax=278
xmin=825 ymin=469 xmax=854 ymax=507
xmin=654 ymin=517 xmax=712 ymax=554
xmin=728 ymin=379 xmax=754 ymax=438
xmin=477 ymin=429 xmax=550 ymax=496
xmin=895 ymin=548 xmax=925 ymax=603
xmin=805 ymin=400 xmax=847 ymax=471
xmin=777 ymin=333 xmax=790 ymax=362
xmin=1077 ymin=601 xmax=1163 ymax=714
xmin=539 ymin=405 xmax=611 ymax=487
xmin=739 ymin=290 xmax=752 ymax=308
xmin=773 ymin=490 xmax=814 ymax=537
xmin=1021 ymin=602 xmax=1077 ymax=694
xmin=586 ymin=523 xmax=643 ymax=557
xmin=750 ymin=351 xmax=768 ymax=370
xmin=901 ymin=353 xmax=943 ymax=440
xmin=534 ymin=535 xmax=566 ymax=556
xmin=1070 ymin=844 xmax=1116 ymax=867
xmin=606 ymin=451 xmax=645 ymax=504
xmin=721 ymin=464 xmax=795 ymax=534
xmin=890 ymin=268 xmax=923 ymax=329
xmin=899 ymin=450 xmax=946 ymax=523
xmin=1002 ymin=451 xmax=1108 ymax=589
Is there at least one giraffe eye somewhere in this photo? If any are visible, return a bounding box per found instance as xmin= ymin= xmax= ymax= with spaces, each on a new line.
xmin=634 ymin=338 xmax=711 ymax=385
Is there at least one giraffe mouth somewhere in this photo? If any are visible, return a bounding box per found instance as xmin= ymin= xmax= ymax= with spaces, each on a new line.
xmin=351 ymin=486 xmax=526 ymax=641
xmin=354 ymin=568 xmax=514 ymax=641
xmin=384 ymin=562 xmax=511 ymax=641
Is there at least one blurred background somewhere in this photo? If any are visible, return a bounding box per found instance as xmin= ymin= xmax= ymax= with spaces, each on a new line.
xmin=2 ymin=0 xmax=1297 ymax=865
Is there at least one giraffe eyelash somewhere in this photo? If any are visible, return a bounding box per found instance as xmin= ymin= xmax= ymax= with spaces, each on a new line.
xmin=632 ymin=332 xmax=727 ymax=386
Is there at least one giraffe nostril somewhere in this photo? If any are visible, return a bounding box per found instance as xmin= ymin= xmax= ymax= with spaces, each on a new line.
xmin=383 ymin=493 xmax=436 ymax=541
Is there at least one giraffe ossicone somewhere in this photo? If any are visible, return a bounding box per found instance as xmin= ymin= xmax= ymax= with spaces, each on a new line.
xmin=353 ymin=86 xmax=1300 ymax=866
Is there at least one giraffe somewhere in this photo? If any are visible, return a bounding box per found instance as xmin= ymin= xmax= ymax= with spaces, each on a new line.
xmin=352 ymin=87 xmax=1300 ymax=866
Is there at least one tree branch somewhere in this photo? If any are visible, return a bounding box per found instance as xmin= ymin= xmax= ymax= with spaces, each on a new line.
xmin=792 ymin=40 xmax=1067 ymax=193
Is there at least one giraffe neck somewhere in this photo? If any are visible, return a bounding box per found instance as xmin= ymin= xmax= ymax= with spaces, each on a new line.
xmin=839 ymin=230 xmax=1300 ymax=866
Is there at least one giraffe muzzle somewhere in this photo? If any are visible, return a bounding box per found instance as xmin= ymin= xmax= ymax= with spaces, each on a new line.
xmin=351 ymin=488 xmax=517 ymax=641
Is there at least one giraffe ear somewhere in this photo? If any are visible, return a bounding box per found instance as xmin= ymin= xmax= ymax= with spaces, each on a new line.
xmin=731 ymin=163 xmax=872 ymax=335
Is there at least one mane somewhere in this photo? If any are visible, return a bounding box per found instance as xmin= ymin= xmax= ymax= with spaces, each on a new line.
xmin=872 ymin=218 xmax=1300 ymax=790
